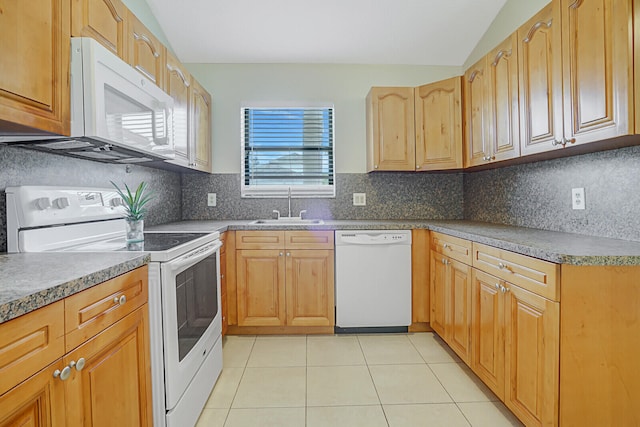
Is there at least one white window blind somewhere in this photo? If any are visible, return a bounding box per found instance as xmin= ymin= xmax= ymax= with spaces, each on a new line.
xmin=241 ymin=106 xmax=335 ymax=198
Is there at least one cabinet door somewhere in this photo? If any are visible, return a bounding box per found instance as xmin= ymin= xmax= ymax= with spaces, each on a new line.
xmin=415 ymin=77 xmax=463 ymax=170
xmin=190 ymin=78 xmax=213 ymax=173
xmin=71 ymin=0 xmax=128 ymax=60
xmin=518 ymin=2 xmax=564 ymax=156
xmin=285 ymin=250 xmax=335 ymax=326
xmin=504 ymin=284 xmax=559 ymax=427
xmin=0 ymin=0 xmax=70 ymax=135
xmin=464 ymin=57 xmax=490 ymax=167
xmin=165 ymin=51 xmax=191 ymax=166
xmin=561 ymin=0 xmax=633 ymax=145
xmin=220 ymin=245 xmax=228 ymax=336
xmin=429 ymin=250 xmax=447 ymax=338
xmin=366 ymin=87 xmax=416 ymax=171
xmin=0 ymin=359 xmax=66 ymax=427
xmin=471 ymin=269 xmax=505 ymax=400
xmin=127 ymin=12 xmax=165 ymax=88
xmin=487 ymin=34 xmax=520 ymax=163
xmin=447 ymin=259 xmax=472 ymax=364
xmin=236 ymin=250 xmax=286 ymax=326
xmin=64 ymin=307 xmax=152 ymax=427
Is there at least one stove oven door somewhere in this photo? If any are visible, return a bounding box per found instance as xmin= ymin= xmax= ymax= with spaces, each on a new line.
xmin=160 ymin=239 xmax=222 ymax=410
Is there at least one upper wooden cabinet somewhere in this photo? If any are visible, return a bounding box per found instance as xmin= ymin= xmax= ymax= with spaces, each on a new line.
xmin=0 ymin=0 xmax=70 ymax=135
xmin=464 ymin=57 xmax=490 ymax=167
xmin=190 ymin=78 xmax=213 ymax=173
xmin=519 ymin=0 xmax=634 ymax=156
xmin=415 ymin=77 xmax=463 ymax=170
xmin=127 ymin=12 xmax=165 ymax=88
xmin=367 ymin=83 xmax=463 ymax=172
xmin=164 ymin=51 xmax=191 ymax=166
xmin=367 ymin=87 xmax=416 ymax=171
xmin=71 ymin=0 xmax=128 ymax=60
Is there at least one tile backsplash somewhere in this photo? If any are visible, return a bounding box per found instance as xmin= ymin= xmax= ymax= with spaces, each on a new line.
xmin=0 ymin=145 xmax=182 ymax=252
xmin=464 ymin=145 xmax=640 ymax=242
xmin=181 ymin=172 xmax=465 ymax=221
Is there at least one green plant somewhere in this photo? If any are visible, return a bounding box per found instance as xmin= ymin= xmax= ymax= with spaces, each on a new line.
xmin=110 ymin=181 xmax=154 ymax=221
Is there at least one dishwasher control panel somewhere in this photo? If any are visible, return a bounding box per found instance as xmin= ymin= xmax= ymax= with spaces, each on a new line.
xmin=335 ymin=230 xmax=412 ymax=246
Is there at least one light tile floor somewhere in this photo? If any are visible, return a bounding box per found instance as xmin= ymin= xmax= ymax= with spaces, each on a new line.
xmin=196 ymin=333 xmax=524 ymax=427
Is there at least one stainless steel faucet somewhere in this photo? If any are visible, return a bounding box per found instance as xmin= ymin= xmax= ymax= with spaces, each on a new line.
xmin=287 ymin=186 xmax=292 ymax=218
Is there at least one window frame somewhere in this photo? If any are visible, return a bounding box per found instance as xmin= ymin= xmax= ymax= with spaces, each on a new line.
xmin=240 ymin=103 xmax=336 ymax=198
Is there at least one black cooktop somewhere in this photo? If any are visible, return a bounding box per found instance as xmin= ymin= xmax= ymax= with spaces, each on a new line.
xmin=118 ymin=232 xmax=210 ymax=252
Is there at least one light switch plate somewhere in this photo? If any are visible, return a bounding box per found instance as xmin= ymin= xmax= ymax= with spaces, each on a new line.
xmin=353 ymin=193 xmax=366 ymax=206
xmin=571 ymin=188 xmax=585 ymax=210
xmin=207 ymin=193 xmax=217 ymax=207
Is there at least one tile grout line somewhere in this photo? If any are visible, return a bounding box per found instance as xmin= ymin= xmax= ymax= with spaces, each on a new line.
xmin=224 ymin=335 xmax=257 ymax=425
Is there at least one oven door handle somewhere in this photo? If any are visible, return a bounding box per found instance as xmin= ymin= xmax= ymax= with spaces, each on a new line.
xmin=166 ymin=240 xmax=222 ymax=273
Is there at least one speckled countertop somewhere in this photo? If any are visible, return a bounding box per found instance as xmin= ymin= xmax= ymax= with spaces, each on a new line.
xmin=0 ymin=253 xmax=149 ymax=324
xmin=149 ymin=219 xmax=640 ymax=266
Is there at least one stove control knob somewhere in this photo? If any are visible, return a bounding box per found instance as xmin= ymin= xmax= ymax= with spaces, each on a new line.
xmin=110 ymin=197 xmax=123 ymax=207
xmin=35 ymin=197 xmax=51 ymax=210
xmin=53 ymin=197 xmax=70 ymax=209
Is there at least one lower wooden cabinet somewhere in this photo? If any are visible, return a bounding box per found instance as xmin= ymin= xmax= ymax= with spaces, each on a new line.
xmin=0 ymin=266 xmax=152 ymax=427
xmin=234 ymin=231 xmax=335 ymax=331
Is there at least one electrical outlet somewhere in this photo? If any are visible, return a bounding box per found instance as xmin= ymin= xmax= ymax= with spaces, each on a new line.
xmin=571 ymin=188 xmax=585 ymax=210
xmin=353 ymin=193 xmax=366 ymax=206
xmin=207 ymin=193 xmax=217 ymax=207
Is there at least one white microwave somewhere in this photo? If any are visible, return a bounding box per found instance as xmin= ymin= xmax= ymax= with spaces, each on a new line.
xmin=1 ymin=37 xmax=175 ymax=163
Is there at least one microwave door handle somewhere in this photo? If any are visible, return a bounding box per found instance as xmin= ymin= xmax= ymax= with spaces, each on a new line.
xmin=167 ymin=240 xmax=222 ymax=272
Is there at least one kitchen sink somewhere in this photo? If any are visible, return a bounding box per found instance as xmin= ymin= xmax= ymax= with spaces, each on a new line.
xmin=249 ymin=218 xmax=325 ymax=225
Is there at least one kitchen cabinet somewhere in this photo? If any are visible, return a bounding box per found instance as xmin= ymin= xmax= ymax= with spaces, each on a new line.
xmin=518 ymin=0 xmax=634 ymax=157
xmin=0 ymin=266 xmax=152 ymax=427
xmin=415 ymin=77 xmax=463 ymax=170
xmin=164 ymin=51 xmax=191 ymax=167
xmin=410 ymin=229 xmax=430 ymax=330
xmin=235 ymin=230 xmax=334 ymax=332
xmin=464 ymin=57 xmax=490 ymax=167
xmin=429 ymin=232 xmax=473 ymax=364
xmin=127 ymin=11 xmax=165 ymax=88
xmin=71 ymin=0 xmax=128 ymax=60
xmin=189 ymin=78 xmax=213 ymax=173
xmin=0 ymin=0 xmax=70 ymax=136
xmin=367 ymin=83 xmax=463 ymax=172
xmin=366 ymin=87 xmax=416 ymax=171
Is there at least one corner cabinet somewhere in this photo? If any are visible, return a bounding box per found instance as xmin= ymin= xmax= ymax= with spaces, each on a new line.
xmin=234 ymin=231 xmax=334 ymax=333
xmin=0 ymin=266 xmax=152 ymax=427
xmin=0 ymin=0 xmax=70 ymax=135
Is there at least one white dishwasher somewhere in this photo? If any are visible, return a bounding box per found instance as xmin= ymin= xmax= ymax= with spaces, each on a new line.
xmin=335 ymin=230 xmax=412 ymax=331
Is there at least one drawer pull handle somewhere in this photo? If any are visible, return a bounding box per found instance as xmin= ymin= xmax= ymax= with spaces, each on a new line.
xmin=441 ymin=258 xmax=450 ymax=266
xmin=495 ymin=283 xmax=501 ymax=290
xmin=279 ymin=252 xmax=284 ymax=257
xmin=498 ymin=262 xmax=512 ymax=272
xmin=443 ymin=243 xmax=449 ymax=249
xmin=71 ymin=358 xmax=86 ymax=372
xmin=113 ymin=295 xmax=127 ymax=305
xmin=53 ymin=366 xmax=71 ymax=381
xmin=286 ymin=252 xmax=291 ymax=257
xmin=500 ymin=286 xmax=510 ymax=294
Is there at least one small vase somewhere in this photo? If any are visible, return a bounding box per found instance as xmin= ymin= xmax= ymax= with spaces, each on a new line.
xmin=125 ymin=219 xmax=144 ymax=243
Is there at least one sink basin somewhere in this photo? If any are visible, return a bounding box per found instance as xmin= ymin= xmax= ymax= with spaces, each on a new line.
xmin=249 ymin=218 xmax=325 ymax=225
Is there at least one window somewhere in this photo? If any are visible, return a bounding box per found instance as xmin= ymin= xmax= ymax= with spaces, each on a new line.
xmin=241 ymin=106 xmax=335 ymax=198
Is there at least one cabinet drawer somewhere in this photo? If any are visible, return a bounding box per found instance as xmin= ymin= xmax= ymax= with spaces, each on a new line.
xmin=65 ymin=266 xmax=148 ymax=352
xmin=431 ymin=231 xmax=472 ymax=264
xmin=236 ymin=231 xmax=285 ymax=249
xmin=472 ymin=243 xmax=559 ymax=301
xmin=285 ymin=231 xmax=334 ymax=250
xmin=0 ymin=300 xmax=65 ymax=396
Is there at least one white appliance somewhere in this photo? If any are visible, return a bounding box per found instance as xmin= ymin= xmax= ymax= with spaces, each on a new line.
xmin=335 ymin=230 xmax=412 ymax=329
xmin=6 ymin=186 xmax=222 ymax=427
xmin=0 ymin=37 xmax=175 ymax=164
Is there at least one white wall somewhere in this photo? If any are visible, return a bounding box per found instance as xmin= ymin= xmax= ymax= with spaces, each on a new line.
xmin=121 ymin=0 xmax=174 ymax=52
xmin=185 ymin=63 xmax=461 ymax=173
xmin=463 ymin=0 xmax=550 ymax=69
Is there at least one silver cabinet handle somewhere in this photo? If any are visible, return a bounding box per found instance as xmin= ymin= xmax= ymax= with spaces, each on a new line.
xmin=220 ymin=274 xmax=225 ymax=279
xmin=114 ymin=295 xmax=127 ymax=305
xmin=53 ymin=366 xmax=72 ymax=381
xmin=441 ymin=258 xmax=450 ymax=265
xmin=71 ymin=358 xmax=86 ymax=372
xmin=495 ymin=283 xmax=501 ymax=290
xmin=443 ymin=243 xmax=449 ymax=249
xmin=552 ymin=139 xmax=563 ymax=147
xmin=416 ymin=165 xmax=421 ymax=169
xmin=286 ymin=252 xmax=291 ymax=257
xmin=500 ymin=285 xmax=510 ymax=294
xmin=374 ymin=165 xmax=379 ymax=169
xmin=279 ymin=252 xmax=283 ymax=257
xmin=497 ymin=262 xmax=512 ymax=273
